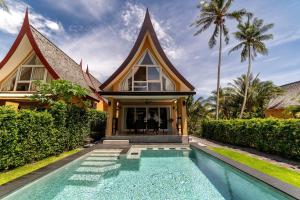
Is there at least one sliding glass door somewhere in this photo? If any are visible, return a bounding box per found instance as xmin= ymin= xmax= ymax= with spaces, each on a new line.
xmin=123 ymin=106 xmax=171 ymax=132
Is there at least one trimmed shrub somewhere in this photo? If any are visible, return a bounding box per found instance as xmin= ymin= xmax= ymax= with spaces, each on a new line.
xmin=0 ymin=105 xmax=107 ymax=170
xmin=0 ymin=107 xmax=18 ymax=169
xmin=202 ymin=119 xmax=300 ymax=159
xmin=89 ymin=109 xmax=106 ymax=140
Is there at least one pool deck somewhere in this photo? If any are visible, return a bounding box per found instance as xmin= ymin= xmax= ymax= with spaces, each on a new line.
xmin=1 ymin=142 xmax=300 ymax=200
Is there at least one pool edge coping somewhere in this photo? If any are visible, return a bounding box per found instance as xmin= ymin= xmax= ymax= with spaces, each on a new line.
xmin=190 ymin=142 xmax=300 ymax=200
xmin=0 ymin=144 xmax=131 ymax=199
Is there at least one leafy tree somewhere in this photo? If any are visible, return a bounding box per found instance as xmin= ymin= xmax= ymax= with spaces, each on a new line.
xmin=31 ymin=80 xmax=90 ymax=107
xmin=192 ymin=0 xmax=247 ymax=119
xmin=186 ymin=96 xmax=210 ymax=135
xmin=229 ymin=15 xmax=274 ymax=118
xmin=0 ymin=0 xmax=8 ymax=11
xmin=207 ymin=74 xmax=282 ymax=118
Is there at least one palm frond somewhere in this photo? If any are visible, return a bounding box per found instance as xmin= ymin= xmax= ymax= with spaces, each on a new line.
xmin=260 ymin=23 xmax=274 ymax=34
xmin=209 ymin=25 xmax=219 ymax=48
xmin=0 ymin=0 xmax=8 ymax=11
xmin=222 ymin=24 xmax=230 ymax=44
xmin=228 ymin=42 xmax=245 ymax=55
xmin=222 ymin=0 xmax=233 ymax=13
xmin=226 ymin=9 xmax=247 ymax=22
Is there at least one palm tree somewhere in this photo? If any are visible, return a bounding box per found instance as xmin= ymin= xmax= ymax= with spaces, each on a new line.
xmin=192 ymin=0 xmax=246 ymax=119
xmin=0 ymin=0 xmax=8 ymax=11
xmin=229 ymin=15 xmax=274 ymax=118
xmin=226 ymin=74 xmax=282 ymax=118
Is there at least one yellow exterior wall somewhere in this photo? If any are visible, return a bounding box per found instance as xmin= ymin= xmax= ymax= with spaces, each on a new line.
xmin=265 ymin=109 xmax=293 ymax=119
xmin=4 ymin=101 xmax=19 ymax=110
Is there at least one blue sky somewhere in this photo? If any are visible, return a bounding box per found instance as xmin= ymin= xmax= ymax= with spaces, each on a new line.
xmin=0 ymin=0 xmax=300 ymax=97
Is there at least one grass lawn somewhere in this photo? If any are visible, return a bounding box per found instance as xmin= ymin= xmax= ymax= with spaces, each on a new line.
xmin=0 ymin=149 xmax=81 ymax=185
xmin=209 ymin=147 xmax=300 ymax=188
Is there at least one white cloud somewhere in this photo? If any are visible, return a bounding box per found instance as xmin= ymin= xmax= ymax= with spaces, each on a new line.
xmin=0 ymin=0 xmax=64 ymax=36
xmin=58 ymin=26 xmax=129 ymax=82
xmin=44 ymin=0 xmax=116 ymax=21
xmin=120 ymin=2 xmax=183 ymax=59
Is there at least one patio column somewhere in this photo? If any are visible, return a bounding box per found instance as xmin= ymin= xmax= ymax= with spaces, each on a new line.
xmin=177 ymin=97 xmax=188 ymax=136
xmin=105 ymin=97 xmax=115 ymax=136
xmin=181 ymin=97 xmax=188 ymax=136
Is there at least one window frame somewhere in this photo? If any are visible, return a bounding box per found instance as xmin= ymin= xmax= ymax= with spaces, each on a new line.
xmin=0 ymin=54 xmax=52 ymax=92
xmin=120 ymin=50 xmax=175 ymax=92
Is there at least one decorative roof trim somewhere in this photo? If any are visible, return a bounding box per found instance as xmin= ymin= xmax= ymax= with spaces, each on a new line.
xmin=100 ymin=9 xmax=195 ymax=90
xmin=0 ymin=9 xmax=59 ymax=79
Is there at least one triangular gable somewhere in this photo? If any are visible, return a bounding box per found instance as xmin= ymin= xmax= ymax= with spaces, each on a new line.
xmin=100 ymin=9 xmax=194 ymax=91
xmin=0 ymin=9 xmax=59 ymax=80
xmin=0 ymin=9 xmax=99 ymax=101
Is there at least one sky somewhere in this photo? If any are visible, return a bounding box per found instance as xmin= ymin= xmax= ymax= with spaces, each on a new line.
xmin=0 ymin=0 xmax=300 ymax=97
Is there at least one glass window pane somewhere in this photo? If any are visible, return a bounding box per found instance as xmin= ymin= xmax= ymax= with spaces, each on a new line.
xmin=1 ymin=71 xmax=17 ymax=91
xmin=140 ymin=52 xmax=154 ymax=65
xmin=16 ymin=83 xmax=30 ymax=91
xmin=25 ymin=54 xmax=41 ymax=65
xmin=128 ymin=77 xmax=132 ymax=91
xmin=125 ymin=108 xmax=135 ymax=129
xmin=134 ymin=67 xmax=146 ymax=81
xmin=148 ymin=67 xmax=160 ymax=80
xmin=160 ymin=107 xmax=170 ymax=129
xmin=162 ymin=76 xmax=175 ymax=91
xmin=148 ymin=83 xmax=161 ymax=91
xmin=31 ymin=68 xmax=45 ymax=80
xmin=136 ymin=108 xmax=146 ymax=129
xmin=19 ymin=67 xmax=32 ymax=80
xmin=46 ymin=72 xmax=54 ymax=83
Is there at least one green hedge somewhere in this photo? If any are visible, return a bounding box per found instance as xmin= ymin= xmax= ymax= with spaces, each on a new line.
xmin=0 ymin=104 xmax=106 ymax=170
xmin=89 ymin=109 xmax=106 ymax=140
xmin=202 ymin=119 xmax=300 ymax=159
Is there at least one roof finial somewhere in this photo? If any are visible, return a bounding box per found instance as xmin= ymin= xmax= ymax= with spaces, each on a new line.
xmin=23 ymin=7 xmax=30 ymax=26
xmin=86 ymin=65 xmax=89 ymax=74
xmin=79 ymin=59 xmax=83 ymax=68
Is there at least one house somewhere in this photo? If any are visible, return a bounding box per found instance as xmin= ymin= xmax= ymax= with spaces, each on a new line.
xmin=0 ymin=10 xmax=107 ymax=111
xmin=266 ymin=81 xmax=300 ymax=118
xmin=99 ymin=10 xmax=195 ymax=141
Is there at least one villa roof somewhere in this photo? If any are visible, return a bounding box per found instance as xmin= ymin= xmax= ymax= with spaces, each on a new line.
xmin=268 ymin=81 xmax=300 ymax=109
xmin=0 ymin=9 xmax=99 ymax=101
xmin=100 ymin=9 xmax=194 ymax=91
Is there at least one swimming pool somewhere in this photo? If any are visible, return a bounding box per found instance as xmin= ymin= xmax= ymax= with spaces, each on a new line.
xmin=3 ymin=147 xmax=295 ymax=200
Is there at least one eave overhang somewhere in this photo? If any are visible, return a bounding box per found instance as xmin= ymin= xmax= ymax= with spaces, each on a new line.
xmin=99 ymin=91 xmax=195 ymax=100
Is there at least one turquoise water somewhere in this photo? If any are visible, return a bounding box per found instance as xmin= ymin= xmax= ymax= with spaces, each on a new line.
xmin=3 ymin=148 xmax=294 ymax=200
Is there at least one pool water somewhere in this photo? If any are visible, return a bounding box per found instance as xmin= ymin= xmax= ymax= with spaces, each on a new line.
xmin=3 ymin=148 xmax=294 ymax=200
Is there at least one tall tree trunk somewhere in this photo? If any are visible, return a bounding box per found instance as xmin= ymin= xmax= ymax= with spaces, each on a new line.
xmin=240 ymin=47 xmax=252 ymax=118
xmin=216 ymin=25 xmax=223 ymax=120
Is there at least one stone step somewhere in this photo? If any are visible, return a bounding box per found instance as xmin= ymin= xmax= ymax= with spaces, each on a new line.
xmin=85 ymin=157 xmax=118 ymax=161
xmin=90 ymin=153 xmax=120 ymax=157
xmin=92 ymin=149 xmax=122 ymax=153
xmin=68 ymin=174 xmax=104 ymax=182
xmin=81 ymin=161 xmax=117 ymax=167
xmin=103 ymin=140 xmax=129 ymax=145
xmin=76 ymin=164 xmax=121 ymax=173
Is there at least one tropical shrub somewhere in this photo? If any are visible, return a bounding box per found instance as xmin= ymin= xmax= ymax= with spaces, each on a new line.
xmin=0 ymin=105 xmax=107 ymax=170
xmin=89 ymin=109 xmax=107 ymax=140
xmin=202 ymin=119 xmax=300 ymax=159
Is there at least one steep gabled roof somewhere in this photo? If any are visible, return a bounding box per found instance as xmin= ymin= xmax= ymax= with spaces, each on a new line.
xmin=268 ymin=81 xmax=300 ymax=109
xmin=100 ymin=9 xmax=194 ymax=90
xmin=0 ymin=9 xmax=99 ymax=101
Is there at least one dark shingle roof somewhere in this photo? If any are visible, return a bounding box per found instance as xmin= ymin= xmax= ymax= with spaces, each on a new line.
xmin=30 ymin=26 xmax=99 ymax=101
xmin=268 ymin=81 xmax=300 ymax=109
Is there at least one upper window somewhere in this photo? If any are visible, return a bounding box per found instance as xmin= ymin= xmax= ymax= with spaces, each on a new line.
xmin=0 ymin=53 xmax=54 ymax=92
xmin=121 ymin=51 xmax=175 ymax=92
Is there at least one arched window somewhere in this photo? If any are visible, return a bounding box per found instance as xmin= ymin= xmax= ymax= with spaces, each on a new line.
xmin=121 ymin=50 xmax=175 ymax=91
xmin=0 ymin=53 xmax=54 ymax=91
